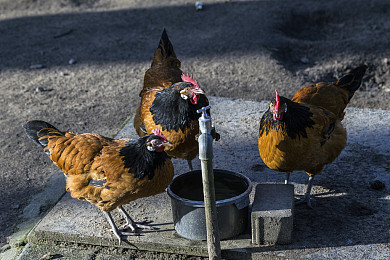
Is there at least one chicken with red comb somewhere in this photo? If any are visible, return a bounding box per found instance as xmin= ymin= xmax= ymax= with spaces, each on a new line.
xmin=133 ymin=29 xmax=218 ymax=170
xmin=23 ymin=120 xmax=173 ymax=243
xmin=258 ymin=65 xmax=367 ymax=207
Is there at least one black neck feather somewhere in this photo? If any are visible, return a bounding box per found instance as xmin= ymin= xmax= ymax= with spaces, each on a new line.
xmin=150 ymin=85 xmax=208 ymax=132
xmin=259 ymin=96 xmax=315 ymax=139
xmin=119 ymin=136 xmax=168 ymax=180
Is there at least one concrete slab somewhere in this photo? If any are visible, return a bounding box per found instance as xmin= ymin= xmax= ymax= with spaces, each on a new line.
xmin=7 ymin=173 xmax=66 ymax=247
xmin=22 ymin=97 xmax=390 ymax=259
xmin=251 ymin=184 xmax=294 ymax=245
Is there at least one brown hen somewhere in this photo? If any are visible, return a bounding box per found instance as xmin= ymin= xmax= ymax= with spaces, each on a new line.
xmin=24 ymin=120 xmax=173 ymax=243
xmin=258 ymin=65 xmax=367 ymax=207
xmin=134 ymin=29 xmax=216 ymax=170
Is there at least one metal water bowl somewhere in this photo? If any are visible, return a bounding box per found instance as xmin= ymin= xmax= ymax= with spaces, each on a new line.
xmin=167 ymin=169 xmax=252 ymax=241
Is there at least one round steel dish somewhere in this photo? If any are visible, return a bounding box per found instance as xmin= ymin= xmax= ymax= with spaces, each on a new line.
xmin=167 ymin=169 xmax=252 ymax=241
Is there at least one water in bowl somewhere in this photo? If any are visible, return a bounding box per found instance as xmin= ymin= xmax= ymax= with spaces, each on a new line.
xmin=171 ymin=170 xmax=248 ymax=201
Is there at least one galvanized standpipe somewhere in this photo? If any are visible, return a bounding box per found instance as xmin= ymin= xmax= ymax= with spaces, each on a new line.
xmin=197 ymin=105 xmax=221 ymax=260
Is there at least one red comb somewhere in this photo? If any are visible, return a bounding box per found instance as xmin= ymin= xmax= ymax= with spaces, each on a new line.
xmin=275 ymin=90 xmax=280 ymax=110
xmin=181 ymin=73 xmax=199 ymax=89
xmin=152 ymin=129 xmax=168 ymax=141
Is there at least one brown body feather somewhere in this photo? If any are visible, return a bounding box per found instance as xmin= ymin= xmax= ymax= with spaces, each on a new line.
xmin=292 ymin=65 xmax=367 ymax=119
xmin=292 ymin=82 xmax=349 ymax=120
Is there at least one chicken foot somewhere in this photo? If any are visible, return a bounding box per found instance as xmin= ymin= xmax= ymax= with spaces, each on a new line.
xmin=118 ymin=206 xmax=157 ymax=232
xmin=296 ymin=176 xmax=314 ymax=208
xmin=103 ymin=207 xmax=155 ymax=244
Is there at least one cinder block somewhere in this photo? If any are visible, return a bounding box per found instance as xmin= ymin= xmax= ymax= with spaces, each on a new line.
xmin=251 ymin=183 xmax=294 ymax=245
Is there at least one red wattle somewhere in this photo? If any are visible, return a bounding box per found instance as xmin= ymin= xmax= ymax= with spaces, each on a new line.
xmin=191 ymin=94 xmax=200 ymax=104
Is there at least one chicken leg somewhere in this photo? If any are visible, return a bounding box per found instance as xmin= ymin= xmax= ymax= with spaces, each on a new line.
xmin=103 ymin=211 xmax=122 ymax=244
xmin=285 ymin=172 xmax=291 ymax=184
xmin=296 ymin=176 xmax=314 ymax=208
xmin=187 ymin=159 xmax=193 ymax=171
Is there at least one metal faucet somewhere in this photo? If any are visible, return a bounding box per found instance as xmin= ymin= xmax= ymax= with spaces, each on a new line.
xmin=197 ymin=105 xmax=213 ymax=160
xmin=197 ymin=105 xmax=221 ymax=260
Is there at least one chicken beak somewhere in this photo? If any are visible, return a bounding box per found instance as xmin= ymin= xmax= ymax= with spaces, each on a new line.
xmin=163 ymin=140 xmax=173 ymax=147
xmin=193 ymin=88 xmax=205 ymax=95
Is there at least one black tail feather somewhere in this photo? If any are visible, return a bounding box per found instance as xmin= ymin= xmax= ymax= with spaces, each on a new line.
xmin=336 ymin=65 xmax=367 ymax=93
xmin=151 ymin=28 xmax=177 ymax=66
xmin=159 ymin=28 xmax=174 ymax=57
xmin=23 ymin=120 xmax=62 ymax=148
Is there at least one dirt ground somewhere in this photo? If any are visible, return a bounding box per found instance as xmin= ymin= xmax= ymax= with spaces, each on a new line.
xmin=0 ymin=0 xmax=389 ymax=250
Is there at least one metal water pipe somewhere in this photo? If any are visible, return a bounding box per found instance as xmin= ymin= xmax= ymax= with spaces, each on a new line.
xmin=197 ymin=105 xmax=221 ymax=260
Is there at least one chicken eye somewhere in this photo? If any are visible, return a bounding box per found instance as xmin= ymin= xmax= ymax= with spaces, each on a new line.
xmin=146 ymin=142 xmax=155 ymax=151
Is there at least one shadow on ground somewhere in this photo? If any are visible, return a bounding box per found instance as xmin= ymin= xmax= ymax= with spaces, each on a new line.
xmin=1 ymin=0 xmax=389 ymax=74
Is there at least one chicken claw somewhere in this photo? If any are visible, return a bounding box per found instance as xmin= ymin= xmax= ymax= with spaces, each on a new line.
xmin=296 ymin=196 xmax=314 ymax=209
xmin=118 ymin=206 xmax=157 ymax=232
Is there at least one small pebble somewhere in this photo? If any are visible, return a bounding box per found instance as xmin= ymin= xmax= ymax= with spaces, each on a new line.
xmin=370 ymin=180 xmax=385 ymax=190
xmin=39 ymin=252 xmax=52 ymax=260
xmin=195 ymin=1 xmax=203 ymax=10
xmin=300 ymin=56 xmax=309 ymax=64
xmin=68 ymin=58 xmax=77 ymax=65
xmin=36 ymin=86 xmax=45 ymax=92
xmin=30 ymin=64 xmax=44 ymax=69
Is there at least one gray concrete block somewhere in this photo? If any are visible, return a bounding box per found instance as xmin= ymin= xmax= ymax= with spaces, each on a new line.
xmin=251 ymin=183 xmax=294 ymax=245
